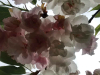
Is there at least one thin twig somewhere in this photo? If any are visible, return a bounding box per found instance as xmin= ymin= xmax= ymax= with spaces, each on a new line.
xmin=88 ymin=8 xmax=100 ymax=23
xmin=0 ymin=1 xmax=28 ymax=11
xmin=7 ymin=0 xmax=12 ymax=6
xmin=25 ymin=4 xmax=28 ymax=10
xmin=23 ymin=65 xmax=33 ymax=73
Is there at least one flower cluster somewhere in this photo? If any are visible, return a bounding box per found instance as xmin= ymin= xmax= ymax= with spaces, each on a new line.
xmin=0 ymin=0 xmax=99 ymax=75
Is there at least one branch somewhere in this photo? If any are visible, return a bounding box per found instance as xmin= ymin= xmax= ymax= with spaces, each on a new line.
xmin=88 ymin=8 xmax=100 ymax=23
xmin=0 ymin=1 xmax=28 ymax=11
xmin=23 ymin=65 xmax=33 ymax=73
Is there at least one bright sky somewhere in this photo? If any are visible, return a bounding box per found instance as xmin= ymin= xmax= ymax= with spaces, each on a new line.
xmin=0 ymin=0 xmax=100 ymax=75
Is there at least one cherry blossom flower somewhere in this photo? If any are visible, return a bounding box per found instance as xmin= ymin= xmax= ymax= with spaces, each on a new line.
xmin=3 ymin=17 xmax=20 ymax=31
xmin=21 ymin=7 xmax=42 ymax=32
xmin=25 ymin=30 xmax=50 ymax=54
xmin=21 ymin=12 xmax=41 ymax=32
xmin=42 ymin=0 xmax=90 ymax=15
xmin=48 ymin=47 xmax=76 ymax=74
xmin=31 ymin=53 xmax=48 ymax=70
xmin=82 ymin=35 xmax=98 ymax=55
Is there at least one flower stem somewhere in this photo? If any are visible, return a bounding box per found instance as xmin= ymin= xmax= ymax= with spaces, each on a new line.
xmin=88 ymin=8 xmax=100 ymax=23
xmin=23 ymin=65 xmax=33 ymax=73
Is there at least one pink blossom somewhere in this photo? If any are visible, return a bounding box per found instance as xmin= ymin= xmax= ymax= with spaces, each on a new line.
xmin=40 ymin=17 xmax=53 ymax=33
xmin=3 ymin=17 xmax=20 ymax=31
xmin=7 ymin=34 xmax=28 ymax=59
xmin=31 ymin=53 xmax=48 ymax=70
xmin=26 ymin=30 xmax=50 ymax=54
xmin=82 ymin=35 xmax=98 ymax=55
xmin=53 ymin=15 xmax=65 ymax=30
xmin=21 ymin=12 xmax=41 ymax=32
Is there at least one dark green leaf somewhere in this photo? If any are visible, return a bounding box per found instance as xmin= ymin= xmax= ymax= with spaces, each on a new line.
xmin=94 ymin=12 xmax=100 ymax=18
xmin=0 ymin=6 xmax=11 ymax=25
xmin=0 ymin=52 xmax=23 ymax=66
xmin=95 ymin=24 xmax=100 ymax=36
xmin=32 ymin=0 xmax=37 ymax=4
xmin=90 ymin=4 xmax=100 ymax=11
xmin=0 ymin=66 xmax=25 ymax=74
xmin=0 ymin=70 xmax=9 ymax=75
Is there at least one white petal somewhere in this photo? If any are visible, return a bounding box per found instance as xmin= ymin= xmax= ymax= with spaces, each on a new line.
xmin=71 ymin=15 xmax=88 ymax=26
xmin=68 ymin=61 xmax=77 ymax=73
xmin=42 ymin=70 xmax=56 ymax=75
xmin=9 ymin=7 xmax=21 ymax=20
xmin=17 ymin=53 xmax=32 ymax=64
xmin=79 ymin=0 xmax=90 ymax=14
xmin=47 ymin=0 xmax=58 ymax=9
xmin=13 ymin=0 xmax=32 ymax=4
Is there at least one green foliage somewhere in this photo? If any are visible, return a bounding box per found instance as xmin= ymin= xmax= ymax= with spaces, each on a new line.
xmin=95 ymin=24 xmax=100 ymax=36
xmin=0 ymin=6 xmax=11 ymax=25
xmin=94 ymin=12 xmax=100 ymax=18
xmin=90 ymin=4 xmax=100 ymax=11
xmin=0 ymin=52 xmax=23 ymax=66
xmin=0 ymin=66 xmax=25 ymax=74
xmin=0 ymin=70 xmax=8 ymax=75
xmin=32 ymin=0 xmax=37 ymax=4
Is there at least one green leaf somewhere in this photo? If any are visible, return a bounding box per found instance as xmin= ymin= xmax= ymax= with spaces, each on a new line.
xmin=0 ymin=66 xmax=25 ymax=74
xmin=94 ymin=12 xmax=100 ymax=18
xmin=0 ymin=6 xmax=11 ymax=25
xmin=32 ymin=0 xmax=37 ymax=4
xmin=0 ymin=52 xmax=23 ymax=66
xmin=0 ymin=70 xmax=9 ymax=75
xmin=95 ymin=24 xmax=100 ymax=36
xmin=90 ymin=4 xmax=100 ymax=11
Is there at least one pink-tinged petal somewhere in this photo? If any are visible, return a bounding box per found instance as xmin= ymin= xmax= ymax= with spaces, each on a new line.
xmin=40 ymin=18 xmax=53 ymax=33
xmin=64 ymin=18 xmax=72 ymax=34
xmin=29 ymin=7 xmax=42 ymax=15
xmin=13 ymin=0 xmax=32 ymax=4
xmin=61 ymin=0 xmax=85 ymax=15
xmin=31 ymin=53 xmax=48 ymax=70
xmin=21 ymin=12 xmax=41 ymax=32
xmin=82 ymin=35 xmax=98 ymax=55
xmin=3 ymin=17 xmax=20 ymax=31
xmin=9 ymin=8 xmax=21 ymax=20
xmin=53 ymin=15 xmax=65 ymax=30
xmin=7 ymin=34 xmax=28 ymax=59
xmin=16 ymin=52 xmax=32 ymax=64
xmin=26 ymin=30 xmax=50 ymax=54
